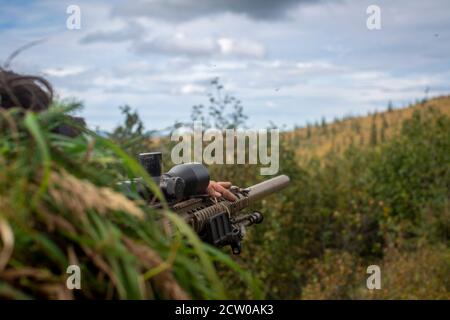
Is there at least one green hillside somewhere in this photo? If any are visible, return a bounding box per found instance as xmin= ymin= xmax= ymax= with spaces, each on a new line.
xmin=207 ymin=98 xmax=450 ymax=299
xmin=1 ymin=96 xmax=449 ymax=299
xmin=288 ymin=96 xmax=450 ymax=162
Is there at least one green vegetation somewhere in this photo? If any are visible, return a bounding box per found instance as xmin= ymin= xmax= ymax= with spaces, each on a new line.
xmin=0 ymin=103 xmax=261 ymax=299
xmin=207 ymin=101 xmax=450 ymax=299
xmin=165 ymin=82 xmax=449 ymax=299
xmin=1 ymin=80 xmax=449 ymax=299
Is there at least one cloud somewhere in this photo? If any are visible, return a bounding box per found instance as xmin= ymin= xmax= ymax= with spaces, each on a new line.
xmin=112 ymin=0 xmax=316 ymax=22
xmin=80 ymin=20 xmax=144 ymax=44
xmin=131 ymin=32 xmax=265 ymax=58
xmin=178 ymin=83 xmax=206 ymax=95
xmin=82 ymin=24 xmax=265 ymax=58
xmin=4 ymin=0 xmax=450 ymax=132
xmin=42 ymin=66 xmax=87 ymax=77
xmin=217 ymin=38 xmax=265 ymax=58
xmin=80 ymin=28 xmax=136 ymax=44
xmin=134 ymin=33 xmax=217 ymax=56
xmin=295 ymin=61 xmax=340 ymax=73
xmin=92 ymin=75 xmax=132 ymax=88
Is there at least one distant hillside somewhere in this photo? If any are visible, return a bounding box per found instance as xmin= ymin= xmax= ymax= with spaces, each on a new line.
xmin=287 ymin=95 xmax=450 ymax=162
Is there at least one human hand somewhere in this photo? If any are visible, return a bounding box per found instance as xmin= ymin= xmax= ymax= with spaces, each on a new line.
xmin=206 ymin=181 xmax=237 ymax=202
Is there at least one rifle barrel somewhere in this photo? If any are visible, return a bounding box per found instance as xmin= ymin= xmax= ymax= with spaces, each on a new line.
xmin=186 ymin=174 xmax=290 ymax=232
xmin=247 ymin=175 xmax=290 ymax=203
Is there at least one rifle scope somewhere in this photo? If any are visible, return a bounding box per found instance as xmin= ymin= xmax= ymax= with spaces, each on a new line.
xmin=138 ymin=152 xmax=210 ymax=201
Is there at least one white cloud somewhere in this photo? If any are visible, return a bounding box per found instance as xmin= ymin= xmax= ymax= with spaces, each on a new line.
xmin=92 ymin=76 xmax=132 ymax=88
xmin=135 ymin=33 xmax=217 ymax=56
xmin=3 ymin=0 xmax=450 ymax=131
xmin=179 ymin=83 xmax=206 ymax=94
xmin=132 ymin=33 xmax=266 ymax=58
xmin=295 ymin=61 xmax=340 ymax=73
xmin=217 ymin=38 xmax=265 ymax=58
xmin=42 ymin=66 xmax=87 ymax=77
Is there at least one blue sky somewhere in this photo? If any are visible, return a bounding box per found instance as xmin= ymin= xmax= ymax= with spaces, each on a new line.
xmin=1 ymin=0 xmax=449 ymax=131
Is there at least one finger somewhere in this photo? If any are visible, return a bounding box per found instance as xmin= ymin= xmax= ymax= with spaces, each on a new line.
xmin=217 ymin=181 xmax=232 ymax=189
xmin=212 ymin=183 xmax=227 ymax=193
xmin=213 ymin=184 xmax=237 ymax=202
xmin=208 ymin=189 xmax=222 ymax=198
xmin=222 ymin=189 xmax=237 ymax=202
xmin=207 ymin=184 xmax=222 ymax=197
xmin=206 ymin=185 xmax=216 ymax=196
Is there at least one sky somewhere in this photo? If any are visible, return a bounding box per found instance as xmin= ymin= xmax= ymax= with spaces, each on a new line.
xmin=1 ymin=0 xmax=449 ymax=131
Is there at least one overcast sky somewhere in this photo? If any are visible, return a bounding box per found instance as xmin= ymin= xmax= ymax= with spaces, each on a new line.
xmin=1 ymin=0 xmax=449 ymax=131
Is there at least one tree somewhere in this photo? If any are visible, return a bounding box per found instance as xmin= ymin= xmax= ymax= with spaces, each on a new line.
xmin=370 ymin=119 xmax=378 ymax=146
xmin=387 ymin=100 xmax=394 ymax=112
xmin=191 ymin=78 xmax=248 ymax=130
xmin=352 ymin=121 xmax=361 ymax=134
xmin=306 ymin=123 xmax=312 ymax=139
xmin=109 ymin=105 xmax=153 ymax=157
xmin=380 ymin=125 xmax=386 ymax=143
xmin=380 ymin=115 xmax=388 ymax=143
xmin=321 ymin=117 xmax=328 ymax=135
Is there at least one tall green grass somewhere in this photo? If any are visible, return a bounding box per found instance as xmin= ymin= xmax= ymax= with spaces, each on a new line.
xmin=0 ymin=103 xmax=262 ymax=299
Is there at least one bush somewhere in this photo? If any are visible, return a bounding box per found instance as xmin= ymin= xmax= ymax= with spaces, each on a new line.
xmin=216 ymin=107 xmax=450 ymax=299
